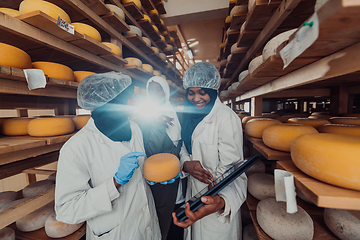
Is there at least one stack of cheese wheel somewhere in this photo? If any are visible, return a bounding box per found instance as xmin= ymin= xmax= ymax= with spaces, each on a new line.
xmin=0 ymin=191 xmax=18 ymax=208
xmin=16 ymin=201 xmax=54 ymax=232
xmin=72 ymin=115 xmax=91 ymax=130
xmin=244 ymin=118 xmax=281 ymax=138
xmin=248 ymin=173 xmax=275 ymax=200
xmin=142 ymin=64 xmax=153 ymax=74
xmin=151 ymin=47 xmax=160 ymax=55
xmin=330 ymin=117 xmax=360 ymax=125
xmin=28 ymin=117 xmax=75 ymax=137
xmin=122 ymin=0 xmax=142 ymax=9
xmin=123 ymin=25 xmax=142 ymax=37
xmin=318 ymin=124 xmax=360 ymax=136
xmin=125 ymin=57 xmax=142 ymax=67
xmin=72 ymin=23 xmax=101 ymax=42
xmin=19 ymin=0 xmax=71 ymax=23
xmin=248 ymin=55 xmax=263 ymax=73
xmin=32 ymin=62 xmax=75 ymax=81
xmin=262 ymin=123 xmax=318 ymax=152
xmin=143 ymin=153 xmax=180 ymax=183
xmin=2 ymin=118 xmax=33 ymax=136
xmin=73 ymin=71 xmax=96 ymax=83
xmin=0 ymin=8 xmax=19 ymax=17
xmin=0 ymin=227 xmax=15 ymax=240
xmin=102 ymin=42 xmax=122 ymax=56
xmin=22 ymin=180 xmax=55 ymax=198
xmin=324 ymin=208 xmax=360 ymax=239
xmin=45 ymin=212 xmax=84 ymax=238
xmin=153 ymin=70 xmax=161 ymax=76
xmin=287 ymin=117 xmax=330 ymax=129
xmin=291 ymin=133 xmax=360 ymax=191
xmin=262 ymin=29 xmax=297 ymax=61
xmin=0 ymin=42 xmax=32 ymax=69
xmin=257 ymin=198 xmax=314 ymax=240
xmin=142 ymin=37 xmax=151 ymax=47
xmin=105 ymin=4 xmax=125 ymax=20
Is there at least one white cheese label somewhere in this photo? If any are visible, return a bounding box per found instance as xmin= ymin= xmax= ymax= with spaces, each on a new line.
xmin=23 ymin=69 xmax=47 ymax=90
xmin=56 ymin=16 xmax=74 ymax=35
xmin=274 ymin=169 xmax=298 ymax=214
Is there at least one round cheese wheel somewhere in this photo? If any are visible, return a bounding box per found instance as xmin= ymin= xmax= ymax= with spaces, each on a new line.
xmin=45 ymin=211 xmax=84 ymax=238
xmin=152 ymin=25 xmax=159 ymax=32
xmin=0 ymin=227 xmax=15 ymax=240
xmin=2 ymin=118 xmax=33 ymax=136
xmin=324 ymin=208 xmax=360 ymax=240
xmin=230 ymin=82 xmax=240 ymax=91
xmin=0 ymin=198 xmax=28 ymax=213
xmin=142 ymin=64 xmax=153 ymax=74
xmin=220 ymin=42 xmax=226 ymax=49
xmin=0 ymin=191 xmax=18 ymax=208
xmin=123 ymin=25 xmax=142 ymax=37
xmin=308 ymin=115 xmax=335 ymax=120
xmin=0 ymin=42 xmax=32 ymax=69
xmin=311 ymin=111 xmax=329 ymax=116
xmin=248 ymin=173 xmax=275 ymax=200
xmin=243 ymin=224 xmax=258 ymax=240
xmin=287 ymin=117 xmax=330 ymax=129
xmin=230 ymin=5 xmax=248 ymax=19
xmin=257 ymin=198 xmax=314 ymax=240
xmin=22 ymin=180 xmax=55 ymax=198
xmin=149 ymin=9 xmax=158 ymax=15
xmin=262 ymin=123 xmax=318 ymax=152
xmin=242 ymin=116 xmax=266 ymax=127
xmin=225 ymin=15 xmax=231 ymax=23
xmin=28 ymin=117 xmax=75 ymax=137
xmin=102 ymin=42 xmax=122 ymax=56
xmin=105 ymin=4 xmax=125 ymax=20
xmin=0 ymin=8 xmax=19 ymax=17
xmin=238 ymin=70 xmax=249 ymax=82
xmin=160 ymin=75 xmax=166 ymax=80
xmin=249 ymin=55 xmax=263 ymax=73
xmin=47 ymin=172 xmax=56 ymax=181
xmin=291 ymin=133 xmax=360 ymax=191
xmin=72 ymin=115 xmax=90 ymax=130
xmin=153 ymin=70 xmax=161 ymax=76
xmin=32 ymin=61 xmax=75 ymax=81
xmin=142 ymin=37 xmax=151 ymax=47
xmin=143 ymin=153 xmax=180 ymax=182
xmin=151 ymin=47 xmax=159 ymax=55
xmin=330 ymin=117 xmax=360 ymax=125
xmin=245 ymin=160 xmax=265 ymax=177
xmin=262 ymin=29 xmax=297 ymax=61
xmin=160 ymin=35 xmax=165 ymax=42
xmin=124 ymin=57 xmax=142 ymax=67
xmin=220 ymin=59 xmax=227 ymax=67
xmin=318 ymin=124 xmax=360 ymax=136
xmin=141 ymin=14 xmax=151 ymax=22
xmin=166 ymin=80 xmax=172 ymax=86
xmin=73 ymin=71 xmax=96 ymax=83
xmin=245 ymin=118 xmax=281 ymax=138
xmin=296 ymin=188 xmax=313 ymax=204
xmin=16 ymin=201 xmax=54 ymax=232
xmin=160 ymin=19 xmax=164 ymax=25
xmin=122 ymin=0 xmax=142 ymax=9
xmin=164 ymin=44 xmax=173 ymax=52
xmin=19 ymin=0 xmax=71 ymax=23
xmin=159 ymin=53 xmax=166 ymax=61
xmin=72 ymin=22 xmax=101 ymax=42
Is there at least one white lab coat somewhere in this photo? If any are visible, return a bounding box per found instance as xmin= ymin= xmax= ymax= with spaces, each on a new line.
xmin=55 ymin=118 xmax=161 ymax=240
xmin=182 ymin=97 xmax=247 ymax=240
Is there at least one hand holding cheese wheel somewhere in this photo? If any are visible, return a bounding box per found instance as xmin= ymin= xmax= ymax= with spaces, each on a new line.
xmin=72 ymin=115 xmax=90 ymax=130
xmin=0 ymin=227 xmax=15 ymax=240
xmin=318 ymin=124 xmax=360 ymax=136
xmin=45 ymin=212 xmax=84 ymax=238
xmin=143 ymin=153 xmax=180 ymax=183
xmin=0 ymin=191 xmax=18 ymax=208
xmin=16 ymin=201 xmax=54 ymax=232
xmin=72 ymin=23 xmax=102 ymax=42
xmin=330 ymin=117 xmax=360 ymax=125
xmin=324 ymin=208 xmax=360 ymax=240
xmin=287 ymin=117 xmax=330 ymax=129
xmin=0 ymin=43 xmax=32 ymax=69
xmin=102 ymin=42 xmax=122 ymax=56
xmin=32 ymin=62 xmax=75 ymax=82
xmin=2 ymin=118 xmax=33 ymax=136
xmin=291 ymin=133 xmax=360 ymax=191
xmin=73 ymin=71 xmax=96 ymax=83
xmin=244 ymin=118 xmax=281 ymax=138
xmin=22 ymin=180 xmax=55 ymax=198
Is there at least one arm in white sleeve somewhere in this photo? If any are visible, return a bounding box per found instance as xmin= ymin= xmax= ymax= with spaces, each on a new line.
xmin=179 ymin=141 xmax=191 ymax=178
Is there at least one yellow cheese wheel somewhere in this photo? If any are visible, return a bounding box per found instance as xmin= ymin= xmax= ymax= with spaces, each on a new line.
xmin=244 ymin=118 xmax=281 ymax=138
xmin=2 ymin=118 xmax=33 ymax=136
xmin=19 ymin=0 xmax=71 ymax=23
xmin=160 ymin=35 xmax=165 ymax=42
xmin=142 ymin=64 xmax=153 ymax=74
xmin=308 ymin=115 xmax=335 ymax=120
xmin=330 ymin=117 xmax=360 ymax=125
xmin=164 ymin=44 xmax=173 ymax=52
xmin=142 ymin=37 xmax=151 ymax=47
xmin=225 ymin=15 xmax=231 ymax=23
xmin=105 ymin=4 xmax=125 ymax=20
xmin=143 ymin=153 xmax=180 ymax=182
xmin=160 ymin=19 xmax=164 ymax=25
xmin=152 ymin=25 xmax=159 ymax=32
xmin=318 ymin=124 xmax=360 ymax=137
xmin=242 ymin=116 xmax=266 ymax=127
xmin=159 ymin=53 xmax=166 ymax=61
xmin=160 ymin=75 xmax=166 ymax=80
xmin=102 ymin=42 xmax=122 ymax=56
xmin=141 ymin=14 xmax=151 ymax=22
xmin=0 ymin=42 xmax=32 ymax=69
xmin=0 ymin=8 xmax=19 ymax=17
xmin=45 ymin=212 xmax=84 ymax=238
xmin=151 ymin=46 xmax=159 ymax=55
xmin=291 ymin=133 xmax=360 ymax=191
xmin=32 ymin=62 xmax=75 ymax=81
xmin=153 ymin=70 xmax=161 ymax=76
xmin=124 ymin=57 xmax=142 ymax=67
xmin=73 ymin=71 xmax=96 ymax=83
xmin=122 ymin=0 xmax=142 ymax=9
xmin=287 ymin=118 xmax=330 ymax=129
xmin=28 ymin=117 xmax=75 ymax=137
xmin=263 ymin=123 xmax=318 ymax=152
xmin=72 ymin=115 xmax=90 ymax=130
xmin=149 ymin=9 xmax=158 ymax=15
xmin=72 ymin=22 xmax=101 ymax=42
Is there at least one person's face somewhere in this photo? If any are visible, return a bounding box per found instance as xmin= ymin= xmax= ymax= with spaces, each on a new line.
xmin=187 ymin=87 xmax=211 ymax=110
xmin=148 ymin=81 xmax=166 ymax=105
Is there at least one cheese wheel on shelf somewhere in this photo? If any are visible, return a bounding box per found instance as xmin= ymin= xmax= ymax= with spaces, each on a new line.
xmin=124 ymin=57 xmax=142 ymax=67
xmin=102 ymin=42 xmax=122 ymax=56
xmin=28 ymin=117 xmax=75 ymax=137
xmin=248 ymin=55 xmax=263 ymax=73
xmin=225 ymin=15 xmax=231 ymax=23
xmin=141 ymin=14 xmax=151 ymax=22
xmin=47 ymin=172 xmax=56 ymax=181
xmin=152 ymin=25 xmax=159 ymax=33
xmin=0 ymin=8 xmax=19 ymax=17
xmin=245 ymin=160 xmax=265 ymax=177
xmin=122 ymin=0 xmax=142 ymax=9
xmin=45 ymin=212 xmax=84 ymax=238
xmin=330 ymin=117 xmax=360 ymax=125
xmin=153 ymin=70 xmax=161 ymax=76
xmin=262 ymin=29 xmax=297 ymax=61
xmin=73 ymin=71 xmax=96 ymax=83
xmin=0 ymin=198 xmax=28 ymax=213
xmin=257 ymin=198 xmax=313 ymax=240
xmin=123 ymin=25 xmax=142 ymax=37
xmin=143 ymin=153 xmax=180 ymax=182
xmin=262 ymin=123 xmax=318 ymax=152
xmin=244 ymin=118 xmax=281 ymax=138
xmin=291 ymin=133 xmax=360 ymax=191
xmin=248 ymin=173 xmax=275 ymax=200
xmin=318 ymin=124 xmax=360 ymax=136
xmin=32 ymin=61 xmax=75 ymax=81
xmin=160 ymin=35 xmax=165 ymax=42
xmin=164 ymin=44 xmax=173 ymax=52
xmin=151 ymin=47 xmax=159 ymax=55
xmin=230 ymin=5 xmax=248 ymax=19
xmin=19 ymin=0 xmax=71 ymax=23
xmin=16 ymin=201 xmax=54 ymax=232
xmin=142 ymin=64 xmax=153 ymax=74
xmin=72 ymin=115 xmax=90 ymax=130
xmin=22 ymin=180 xmax=55 ymax=198
xmin=105 ymin=4 xmax=125 ymax=20
xmin=324 ymin=208 xmax=360 ymax=240
xmin=0 ymin=191 xmax=18 ymax=208
xmin=0 ymin=42 xmax=32 ymax=69
xmin=160 ymin=75 xmax=166 ymax=80
xmin=72 ymin=22 xmax=101 ymax=42
xmin=311 ymin=111 xmax=329 ymax=116
xmin=149 ymin=9 xmax=158 ymax=15
xmin=238 ymin=70 xmax=249 ymax=82
xmin=142 ymin=37 xmax=151 ymax=47
xmin=241 ymin=116 xmax=266 ymax=127
xmin=0 ymin=227 xmax=15 ymax=240
xmin=159 ymin=53 xmax=166 ymax=61
xmin=2 ymin=118 xmax=33 ymax=136
xmin=287 ymin=117 xmax=330 ymax=129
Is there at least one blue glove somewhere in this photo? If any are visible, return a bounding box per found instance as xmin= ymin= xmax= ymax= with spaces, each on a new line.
xmin=148 ymin=173 xmax=181 ymax=185
xmin=114 ymin=152 xmax=146 ymax=185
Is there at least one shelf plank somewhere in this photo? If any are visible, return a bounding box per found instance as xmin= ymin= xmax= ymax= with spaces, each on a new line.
xmin=124 ymin=34 xmax=153 ymax=54
xmin=231 ymin=74 xmax=275 ymax=94
xmin=123 ymin=2 xmax=144 ymax=20
xmin=147 ymin=30 xmax=162 ymax=42
xmin=22 ymin=169 xmax=56 ymax=176
xmin=230 ymin=50 xmax=247 ymax=61
xmin=80 ymin=0 xmax=109 ymax=15
xmin=8 ymin=133 xmax=75 ymax=145
xmin=124 ymin=65 xmax=154 ymax=78
xmin=230 ymin=12 xmax=247 ymax=30
xmin=154 ymin=2 xmax=166 ymax=15
xmin=277 ymin=161 xmax=360 ymax=210
xmin=140 ymin=0 xmax=155 ymax=12
xmin=149 ymin=13 xmax=161 ymax=25
xmin=101 ymin=11 xmax=130 ymax=33
xmin=138 ymin=19 xmax=154 ymax=32
xmin=237 ymin=29 xmax=261 ymax=47
xmin=155 ymin=40 xmax=167 ymax=50
xmin=69 ymin=34 xmax=111 ymax=56
xmin=156 ymin=23 xmax=166 ymax=33
xmin=0 ymin=138 xmax=46 ymax=155
xmin=245 ymin=0 xmax=283 ymax=30
xmin=100 ymin=53 xmax=127 ymax=65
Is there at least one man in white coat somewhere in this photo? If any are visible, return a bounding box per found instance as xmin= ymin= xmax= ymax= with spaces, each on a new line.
xmin=55 ymin=72 xmax=161 ymax=240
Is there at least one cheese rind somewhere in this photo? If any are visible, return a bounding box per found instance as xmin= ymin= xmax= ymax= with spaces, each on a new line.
xmin=142 ymin=64 xmax=153 ymax=74
xmin=102 ymin=42 xmax=122 ymax=56
xmin=318 ymin=124 xmax=360 ymax=136
xmin=324 ymin=208 xmax=360 ymax=240
xmin=262 ymin=29 xmax=297 ymax=61
xmin=124 ymin=57 xmax=142 ymax=67
xmin=122 ymin=0 xmax=142 ymax=9
xmin=142 ymin=37 xmax=151 ymax=47
xmin=16 ymin=202 xmax=54 ymax=232
xmin=45 ymin=211 xmax=84 ymax=238
xmin=73 ymin=71 xmax=96 ymax=83
xmin=153 ymin=70 xmax=161 ymax=76
xmin=143 ymin=153 xmax=180 ymax=182
xmin=0 ymin=227 xmax=15 ymax=240
xmin=123 ymin=25 xmax=142 ymax=37
xmin=72 ymin=22 xmax=101 ymax=42
xmin=244 ymin=118 xmax=281 ymax=138
xmin=248 ymin=173 xmax=275 ymax=200
xmin=105 ymin=4 xmax=125 ymax=20
xmin=2 ymin=118 xmax=33 ymax=136
xmin=330 ymin=117 xmax=360 ymax=125
xmin=248 ymin=55 xmax=263 ymax=73
xmin=22 ymin=180 xmax=55 ymax=198
xmin=28 ymin=117 xmax=75 ymax=137
xmin=0 ymin=42 xmax=32 ymax=69
xmin=32 ymin=61 xmax=75 ymax=81
xmin=72 ymin=115 xmax=90 ymax=130
xmin=287 ymin=117 xmax=330 ymax=129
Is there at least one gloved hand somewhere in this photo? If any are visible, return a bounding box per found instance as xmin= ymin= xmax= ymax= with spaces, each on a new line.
xmin=148 ymin=173 xmax=181 ymax=185
xmin=114 ymin=152 xmax=146 ymax=185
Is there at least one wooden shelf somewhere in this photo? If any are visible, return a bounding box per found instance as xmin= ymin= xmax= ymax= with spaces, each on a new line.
xmin=154 ymin=2 xmax=166 ymax=15
xmin=124 ymin=34 xmax=153 ymax=54
xmin=79 ymin=0 xmax=109 ymax=15
xmin=100 ymin=53 xmax=128 ymax=65
xmin=101 ymin=11 xmax=130 ymax=33
xmin=229 ymin=12 xmax=247 ymax=30
xmin=277 ymin=161 xmax=360 ymax=210
xmin=124 ymin=65 xmax=154 ymax=78
xmin=123 ymin=2 xmax=144 ymax=20
xmin=155 ymin=40 xmax=167 ymax=50
xmin=141 ymin=0 xmax=155 ymax=12
xmin=138 ymin=19 xmax=154 ymax=32
xmin=147 ymin=30 xmax=162 ymax=42
xmin=245 ymin=0 xmax=282 ymax=31
xmin=149 ymin=13 xmax=161 ymax=25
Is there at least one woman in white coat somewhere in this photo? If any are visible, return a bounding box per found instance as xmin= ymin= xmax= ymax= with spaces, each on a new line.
xmin=55 ymin=72 xmax=161 ymax=240
xmin=172 ymin=63 xmax=247 ymax=240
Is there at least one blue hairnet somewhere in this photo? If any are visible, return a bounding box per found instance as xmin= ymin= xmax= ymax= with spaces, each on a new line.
xmin=183 ymin=62 xmax=221 ymax=90
xmin=77 ymin=72 xmax=132 ymax=110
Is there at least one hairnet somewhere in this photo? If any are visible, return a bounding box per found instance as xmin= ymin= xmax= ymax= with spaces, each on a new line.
xmin=183 ymin=62 xmax=221 ymax=90
xmin=77 ymin=72 xmax=132 ymax=110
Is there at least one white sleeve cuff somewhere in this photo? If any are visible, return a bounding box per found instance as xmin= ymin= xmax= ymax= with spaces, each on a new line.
xmin=106 ymin=178 xmax=121 ymax=201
